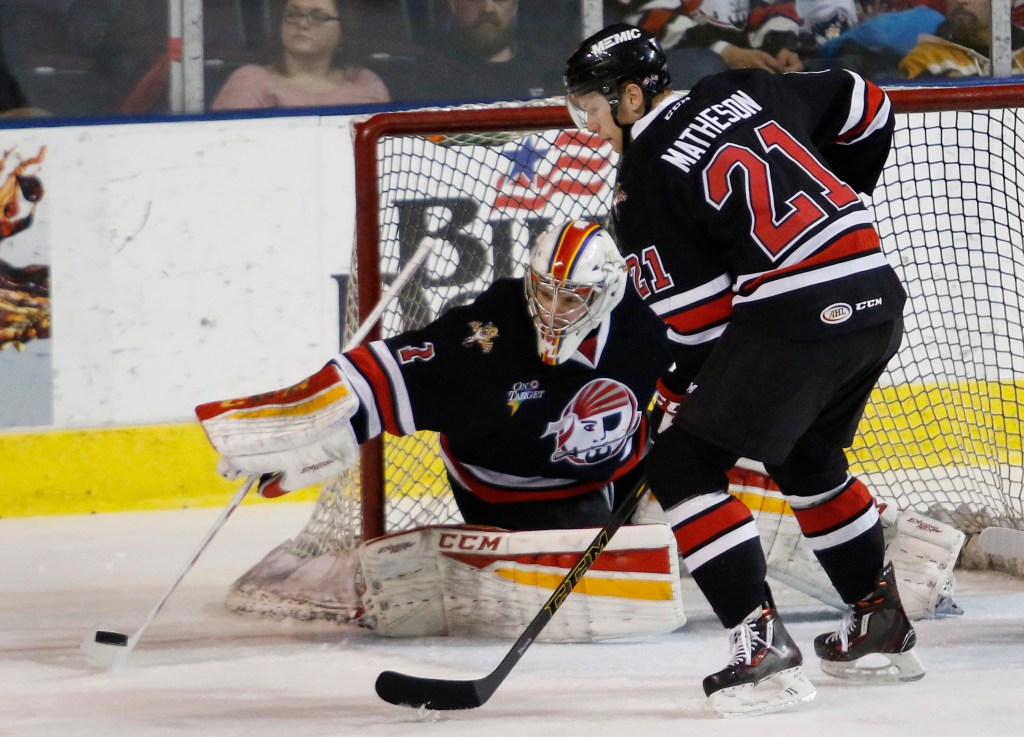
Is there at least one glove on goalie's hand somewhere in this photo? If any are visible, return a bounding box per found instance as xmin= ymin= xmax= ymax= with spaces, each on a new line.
xmin=196 ymin=362 xmax=360 ymax=498
xmin=215 ymin=464 xmax=288 ymax=498
xmin=651 ymin=377 xmax=686 ymax=436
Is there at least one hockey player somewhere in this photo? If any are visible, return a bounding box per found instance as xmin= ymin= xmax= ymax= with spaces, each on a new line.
xmin=564 ymin=23 xmax=921 ymax=716
xmin=197 ymin=221 xmax=689 ymax=640
xmin=202 ymin=219 xmax=670 ymax=526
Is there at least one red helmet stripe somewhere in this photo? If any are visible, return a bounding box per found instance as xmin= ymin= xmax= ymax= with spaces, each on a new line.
xmin=548 ymin=222 xmax=603 ymax=281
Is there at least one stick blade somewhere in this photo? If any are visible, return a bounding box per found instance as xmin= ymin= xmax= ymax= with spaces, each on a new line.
xmin=375 ymin=670 xmax=493 ymax=710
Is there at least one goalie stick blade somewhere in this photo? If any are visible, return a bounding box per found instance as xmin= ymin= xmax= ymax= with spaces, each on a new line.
xmin=372 ymin=481 xmax=650 ymax=712
xmin=375 ymin=670 xmax=496 ymax=710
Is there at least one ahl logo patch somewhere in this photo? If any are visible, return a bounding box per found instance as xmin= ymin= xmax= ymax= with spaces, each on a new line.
xmin=820 ymin=303 xmax=852 ymax=325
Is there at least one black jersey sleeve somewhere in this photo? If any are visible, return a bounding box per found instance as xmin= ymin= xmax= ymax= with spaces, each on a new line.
xmin=775 ymin=68 xmax=894 ymax=195
xmin=333 ymin=280 xmax=530 ymax=443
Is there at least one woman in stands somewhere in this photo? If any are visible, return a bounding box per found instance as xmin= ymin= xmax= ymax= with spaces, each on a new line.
xmin=212 ymin=0 xmax=390 ymax=111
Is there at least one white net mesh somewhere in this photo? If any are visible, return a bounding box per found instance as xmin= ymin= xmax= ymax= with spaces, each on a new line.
xmin=228 ymin=90 xmax=1024 ymax=620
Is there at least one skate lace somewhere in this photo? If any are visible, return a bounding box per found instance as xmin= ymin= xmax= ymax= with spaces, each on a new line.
xmin=727 ymin=620 xmax=770 ymax=666
xmin=827 ymin=606 xmax=858 ymax=650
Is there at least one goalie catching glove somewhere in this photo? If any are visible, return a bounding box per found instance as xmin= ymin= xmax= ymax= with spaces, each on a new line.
xmin=195 ymin=362 xmax=360 ymax=497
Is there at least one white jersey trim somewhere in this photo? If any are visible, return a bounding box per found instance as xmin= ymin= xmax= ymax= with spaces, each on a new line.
xmin=649 ymin=272 xmax=732 ymax=317
xmin=779 ymin=210 xmax=875 ymax=269
xmin=333 ymin=355 xmax=382 ymax=439
xmin=631 ymin=92 xmax=687 ymax=141
xmin=838 ymin=70 xmax=892 ymax=145
xmin=684 ymin=521 xmax=761 ymax=571
xmin=802 ymin=503 xmax=881 ymax=551
xmin=666 ymin=322 xmax=727 ymax=346
xmin=369 ymin=341 xmax=418 ymax=436
xmin=567 ymin=316 xmax=611 ymax=369
xmin=784 ymin=474 xmax=853 ymax=509
xmin=733 ymin=251 xmax=892 ymax=306
xmin=439 ymin=444 xmax=578 ymax=491
xmin=838 ymin=71 xmax=867 ymax=141
xmin=664 ymin=490 xmax=732 ymax=527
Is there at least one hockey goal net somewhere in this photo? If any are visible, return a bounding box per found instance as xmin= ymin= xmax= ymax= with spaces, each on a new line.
xmin=227 ymin=84 xmax=1024 ymax=620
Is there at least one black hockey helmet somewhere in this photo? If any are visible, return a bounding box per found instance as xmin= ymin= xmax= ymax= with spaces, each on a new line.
xmin=564 ymin=23 xmax=670 ymax=126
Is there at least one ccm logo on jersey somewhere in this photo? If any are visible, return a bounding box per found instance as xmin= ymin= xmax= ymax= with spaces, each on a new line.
xmin=592 ymin=27 xmax=642 ymax=53
xmin=820 ymin=299 xmax=883 ymax=324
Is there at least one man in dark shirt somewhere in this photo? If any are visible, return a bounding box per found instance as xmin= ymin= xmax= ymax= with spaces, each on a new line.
xmin=0 ymin=33 xmax=30 ymax=116
xmin=383 ymin=0 xmax=566 ymax=103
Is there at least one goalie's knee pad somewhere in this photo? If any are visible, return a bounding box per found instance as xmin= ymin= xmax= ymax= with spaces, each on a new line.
xmin=358 ymin=523 xmax=687 ymax=641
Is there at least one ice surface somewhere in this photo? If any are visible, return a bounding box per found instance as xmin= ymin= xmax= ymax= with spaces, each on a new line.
xmin=4 ymin=503 xmax=1024 ymax=737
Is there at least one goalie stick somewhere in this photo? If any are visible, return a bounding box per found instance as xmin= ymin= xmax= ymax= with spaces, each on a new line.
xmin=375 ymin=480 xmax=650 ymax=710
xmin=82 ymin=236 xmax=436 ymax=668
xmin=81 ymin=475 xmax=258 ymax=668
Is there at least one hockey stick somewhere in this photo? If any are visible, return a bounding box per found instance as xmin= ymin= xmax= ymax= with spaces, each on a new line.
xmin=82 ymin=239 xmax=435 ymax=668
xmin=344 ymin=237 xmax=434 ymax=349
xmin=375 ymin=479 xmax=650 ymax=710
xmin=81 ymin=475 xmax=258 ymax=668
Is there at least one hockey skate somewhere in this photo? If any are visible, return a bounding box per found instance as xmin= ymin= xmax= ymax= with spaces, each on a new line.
xmin=703 ymin=599 xmax=816 ymax=717
xmin=814 ymin=561 xmax=925 ymax=683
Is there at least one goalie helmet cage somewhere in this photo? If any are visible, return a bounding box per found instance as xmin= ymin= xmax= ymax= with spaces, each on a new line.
xmin=226 ymin=84 xmax=1024 ymax=620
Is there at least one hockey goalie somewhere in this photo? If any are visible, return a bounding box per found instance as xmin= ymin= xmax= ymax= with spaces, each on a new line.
xmin=198 ymin=220 xmax=688 ymax=641
xmin=197 ymin=220 xmax=964 ymax=648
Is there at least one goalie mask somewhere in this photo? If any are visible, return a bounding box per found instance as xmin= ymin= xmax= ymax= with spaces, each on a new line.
xmin=525 ymin=221 xmax=627 ymax=366
xmin=564 ymin=23 xmax=670 ymax=130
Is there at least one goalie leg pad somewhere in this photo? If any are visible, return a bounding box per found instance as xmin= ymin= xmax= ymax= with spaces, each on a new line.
xmin=879 ymin=504 xmax=965 ymax=619
xmin=728 ymin=467 xmax=965 ymax=618
xmin=359 ymin=524 xmax=687 ymax=641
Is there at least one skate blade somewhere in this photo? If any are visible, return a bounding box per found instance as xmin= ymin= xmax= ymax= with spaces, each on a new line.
xmin=820 ymin=650 xmax=925 ymax=683
xmin=709 ymin=666 xmax=817 ymax=718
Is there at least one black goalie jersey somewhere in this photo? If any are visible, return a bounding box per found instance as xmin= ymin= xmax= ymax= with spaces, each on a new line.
xmin=613 ymin=67 xmax=907 ymax=383
xmin=333 ymin=279 xmax=672 ymax=504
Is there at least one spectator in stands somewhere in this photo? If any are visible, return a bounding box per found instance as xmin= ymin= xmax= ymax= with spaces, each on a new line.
xmin=211 ymin=0 xmax=390 ymax=111
xmin=621 ymin=1 xmax=810 ymax=88
xmin=0 ymin=34 xmax=29 ymax=117
xmin=67 ymin=0 xmax=167 ymax=111
xmin=808 ymin=2 xmax=944 ymax=80
xmin=0 ymin=26 xmax=48 ymax=117
xmin=899 ymin=0 xmax=1024 ymax=78
xmin=381 ymin=0 xmax=565 ymax=104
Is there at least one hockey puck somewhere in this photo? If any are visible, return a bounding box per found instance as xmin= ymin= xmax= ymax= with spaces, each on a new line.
xmin=95 ymin=630 xmax=129 ymax=646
